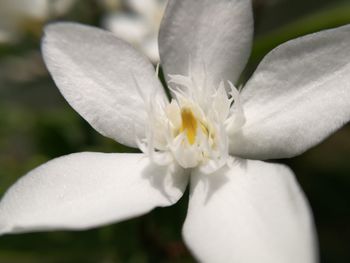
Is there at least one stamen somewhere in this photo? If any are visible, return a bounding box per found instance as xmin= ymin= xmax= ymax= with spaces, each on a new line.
xmin=143 ymin=71 xmax=233 ymax=171
xmin=180 ymin=108 xmax=197 ymax=145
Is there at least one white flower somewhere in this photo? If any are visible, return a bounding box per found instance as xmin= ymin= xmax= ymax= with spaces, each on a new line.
xmin=102 ymin=0 xmax=167 ymax=63
xmin=1 ymin=0 xmax=350 ymax=262
xmin=0 ymin=0 xmax=76 ymax=43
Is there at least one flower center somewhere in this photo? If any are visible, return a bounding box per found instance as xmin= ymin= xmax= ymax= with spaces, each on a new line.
xmin=178 ymin=107 xmax=210 ymax=146
xmin=139 ymin=73 xmax=244 ymax=173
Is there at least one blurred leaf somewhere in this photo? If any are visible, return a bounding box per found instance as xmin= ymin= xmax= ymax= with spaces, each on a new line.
xmin=251 ymin=2 xmax=350 ymax=62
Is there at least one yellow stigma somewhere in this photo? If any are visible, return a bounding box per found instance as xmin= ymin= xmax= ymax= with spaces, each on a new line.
xmin=180 ymin=108 xmax=198 ymax=145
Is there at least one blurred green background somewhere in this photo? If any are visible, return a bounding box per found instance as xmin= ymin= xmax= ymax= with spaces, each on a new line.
xmin=0 ymin=0 xmax=349 ymax=262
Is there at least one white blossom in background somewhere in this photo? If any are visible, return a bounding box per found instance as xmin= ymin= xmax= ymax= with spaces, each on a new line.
xmin=1 ymin=0 xmax=350 ymax=262
xmin=102 ymin=0 xmax=167 ymax=63
xmin=98 ymin=0 xmax=121 ymax=11
xmin=0 ymin=0 xmax=76 ymax=43
xmin=0 ymin=51 xmax=47 ymax=83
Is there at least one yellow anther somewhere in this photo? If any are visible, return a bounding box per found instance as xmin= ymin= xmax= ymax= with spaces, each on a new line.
xmin=180 ymin=108 xmax=197 ymax=145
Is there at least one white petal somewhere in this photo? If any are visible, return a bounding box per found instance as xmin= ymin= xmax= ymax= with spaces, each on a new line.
xmin=230 ymin=24 xmax=350 ymax=160
xmin=159 ymin=0 xmax=253 ymax=86
xmin=103 ymin=13 xmax=149 ymax=44
xmin=127 ymin=0 xmax=165 ymax=20
xmin=0 ymin=152 xmax=188 ymax=235
xmin=183 ymin=159 xmax=318 ymax=263
xmin=142 ymin=34 xmax=160 ymax=63
xmin=42 ymin=22 xmax=167 ymax=148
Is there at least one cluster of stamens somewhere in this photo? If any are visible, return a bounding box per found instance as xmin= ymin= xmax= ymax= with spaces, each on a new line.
xmin=137 ymin=73 xmax=245 ymax=174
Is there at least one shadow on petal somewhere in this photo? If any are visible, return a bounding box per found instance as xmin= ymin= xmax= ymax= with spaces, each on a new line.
xmin=191 ymin=158 xmax=248 ymax=205
xmin=141 ymin=160 xmax=189 ymax=205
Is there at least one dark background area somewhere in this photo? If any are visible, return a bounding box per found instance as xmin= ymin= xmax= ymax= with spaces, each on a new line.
xmin=0 ymin=0 xmax=349 ymax=262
